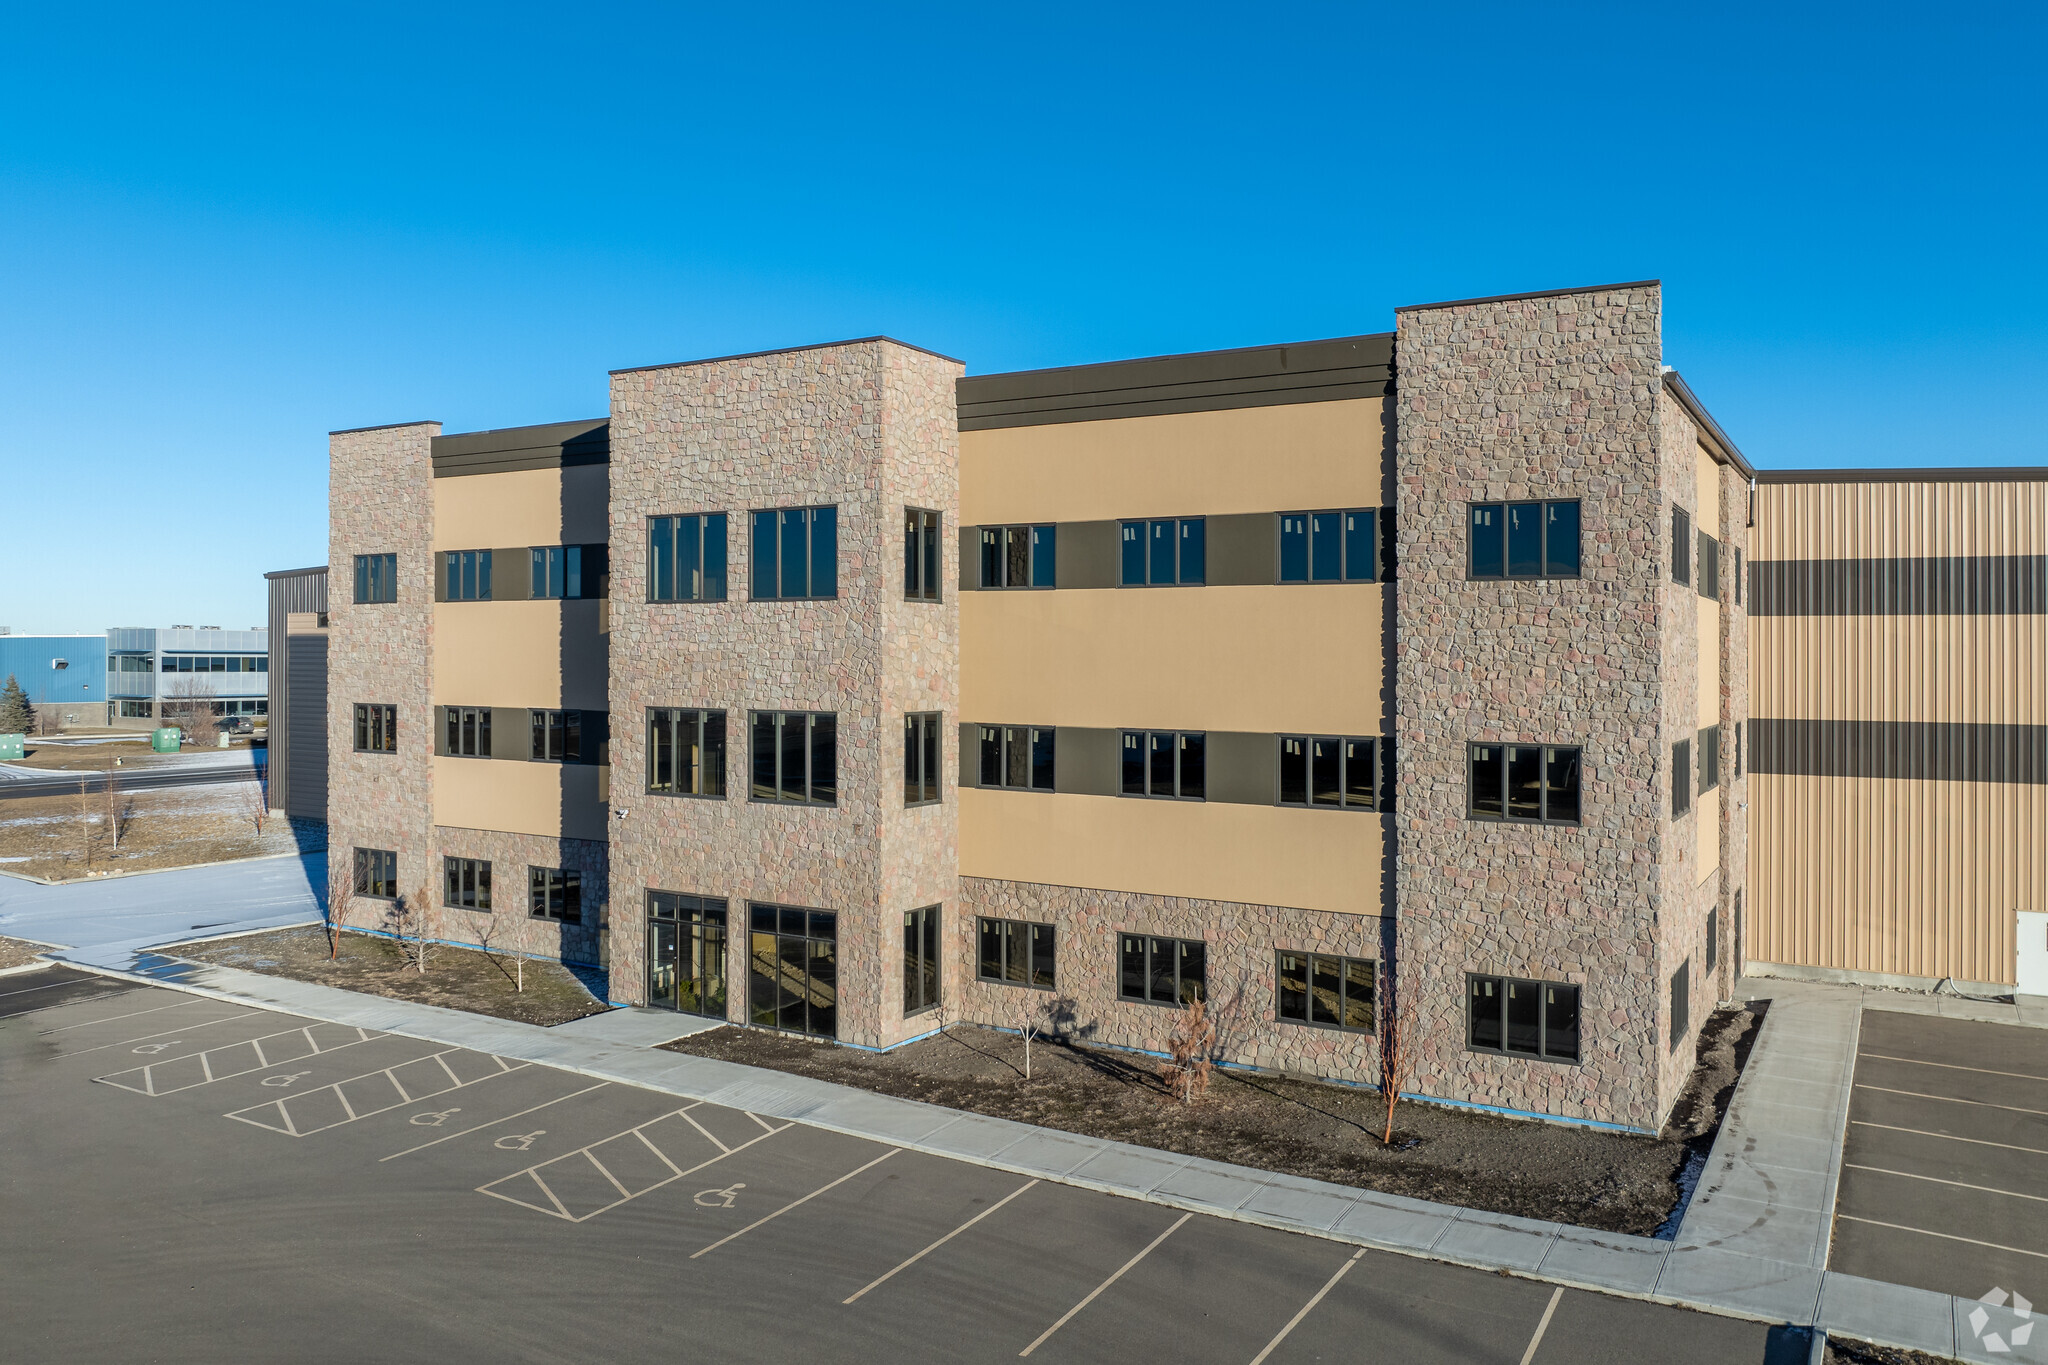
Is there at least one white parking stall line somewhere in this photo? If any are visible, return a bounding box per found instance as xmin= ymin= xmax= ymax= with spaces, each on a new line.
xmin=38 ymin=998 xmax=215 ymax=1036
xmin=225 ymin=1050 xmax=527 ymax=1137
xmin=682 ymin=1109 xmax=734 ymax=1154
xmin=1837 ymin=1215 xmax=2048 ymax=1260
xmin=1851 ymin=1119 xmax=2048 ymax=1158
xmin=479 ymin=1110 xmax=791 ymax=1224
xmin=690 ymin=1148 xmax=900 ymax=1260
xmin=844 ymin=1178 xmax=1040 ymax=1305
xmin=635 ymin=1127 xmax=685 ymax=1176
xmin=1517 ymin=1286 xmax=1564 ymax=1365
xmin=94 ymin=1023 xmax=382 ymax=1096
xmin=0 ymin=976 xmax=99 ymax=1001
xmin=1247 ymin=1248 xmax=1364 ymax=1365
xmin=1859 ymin=1052 xmax=2048 ymax=1084
xmin=53 ymin=1010 xmax=262 ymax=1060
xmin=379 ymin=1083 xmax=612 ymax=1161
xmin=1018 ymin=1212 xmax=1192 ymax=1357
xmin=1855 ymin=1083 xmax=2048 ymax=1119
xmin=1844 ymin=1163 xmax=2048 ymax=1205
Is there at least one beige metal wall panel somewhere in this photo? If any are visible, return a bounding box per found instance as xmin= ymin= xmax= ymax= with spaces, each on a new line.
xmin=1754 ymin=614 xmax=2045 ymax=725
xmin=1751 ymin=774 xmax=2044 ymax=983
xmin=1754 ymin=480 xmax=2047 ymax=562
xmin=959 ymin=397 xmax=1384 ymax=525
xmin=432 ymin=464 xmax=610 ymax=550
xmin=433 ymin=756 xmax=609 ymax=842
xmin=958 ymin=787 xmax=1384 ymax=915
xmin=962 ymin=584 xmax=1387 ymax=733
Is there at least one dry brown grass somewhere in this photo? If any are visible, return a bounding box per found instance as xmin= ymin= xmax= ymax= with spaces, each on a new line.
xmin=0 ymin=935 xmax=50 ymax=970
xmin=0 ymin=782 xmax=319 ymax=881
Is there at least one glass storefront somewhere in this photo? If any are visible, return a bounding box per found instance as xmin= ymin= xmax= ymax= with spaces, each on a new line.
xmin=647 ymin=892 xmax=727 ymax=1018
xmin=748 ymin=903 xmax=837 ymax=1038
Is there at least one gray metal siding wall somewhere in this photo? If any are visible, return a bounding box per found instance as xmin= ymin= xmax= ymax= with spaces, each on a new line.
xmin=265 ymin=567 xmax=328 ymax=816
xmin=286 ymin=635 xmax=328 ymax=820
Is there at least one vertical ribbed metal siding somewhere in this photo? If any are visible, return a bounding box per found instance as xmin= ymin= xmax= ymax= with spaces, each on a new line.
xmin=1751 ymin=481 xmax=2048 ymax=985
xmin=265 ymin=568 xmax=328 ymax=816
xmin=285 ymin=635 xmax=328 ymax=820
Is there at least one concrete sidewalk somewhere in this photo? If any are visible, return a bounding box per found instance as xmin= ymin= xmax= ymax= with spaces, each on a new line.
xmin=46 ymin=944 xmax=2039 ymax=1361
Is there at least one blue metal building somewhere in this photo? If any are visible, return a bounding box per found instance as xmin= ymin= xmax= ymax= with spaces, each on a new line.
xmin=0 ymin=633 xmax=108 ymax=724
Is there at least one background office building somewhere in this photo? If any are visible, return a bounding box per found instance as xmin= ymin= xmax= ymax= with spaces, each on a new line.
xmin=103 ymin=626 xmax=271 ymax=728
xmin=305 ymin=280 xmax=2046 ymax=1134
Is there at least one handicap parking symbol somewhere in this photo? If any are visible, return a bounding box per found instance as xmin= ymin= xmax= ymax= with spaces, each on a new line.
xmin=694 ymin=1183 xmax=745 ymax=1208
xmin=409 ymin=1108 xmax=462 ymax=1127
xmin=131 ymin=1042 xmax=179 ymax=1054
xmin=260 ymin=1071 xmax=312 ymax=1088
xmin=493 ymin=1130 xmax=546 ymax=1151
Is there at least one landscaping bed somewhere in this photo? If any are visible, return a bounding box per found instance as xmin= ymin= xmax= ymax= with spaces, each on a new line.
xmin=175 ymin=924 xmax=610 ymax=1027
xmin=0 ymin=934 xmax=49 ymax=970
xmin=1826 ymin=1339 xmax=1960 ymax=1365
xmin=663 ymin=1004 xmax=1761 ymax=1236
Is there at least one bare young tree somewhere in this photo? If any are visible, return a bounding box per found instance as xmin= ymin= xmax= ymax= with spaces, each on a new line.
xmin=163 ymin=677 xmax=221 ymax=749
xmin=99 ymin=751 xmax=127 ymax=856
xmin=1015 ymin=993 xmax=1055 ymax=1081
xmin=325 ymin=861 xmax=355 ymax=960
xmin=1158 ymin=996 xmax=1216 ymax=1104
xmin=76 ymin=774 xmax=92 ymax=873
xmin=234 ymin=775 xmax=268 ymax=838
xmin=384 ymin=880 xmax=438 ymax=974
xmin=1378 ymin=985 xmax=1409 ymax=1147
xmin=475 ymin=914 xmax=524 ymax=993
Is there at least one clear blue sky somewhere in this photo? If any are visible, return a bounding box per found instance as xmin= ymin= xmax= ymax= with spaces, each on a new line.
xmin=2 ymin=2 xmax=2041 ymax=632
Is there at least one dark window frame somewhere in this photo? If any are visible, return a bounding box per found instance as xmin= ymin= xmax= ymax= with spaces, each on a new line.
xmin=748 ymin=901 xmax=838 ymax=1039
xmin=1465 ymin=973 xmax=1582 ymax=1064
xmin=646 ymin=891 xmax=729 ymax=1020
xmin=1467 ymin=500 xmax=1582 ymax=581
xmin=1466 ymin=741 xmax=1582 ymax=826
xmin=1118 ymin=933 xmax=1206 ymax=1006
xmin=353 ymin=553 xmax=397 ymax=605
xmin=1119 ymin=729 xmax=1205 ymax=801
xmin=1672 ymin=506 xmax=1692 ymax=586
xmin=353 ymin=703 xmax=396 ymax=754
xmin=530 ymin=709 xmax=584 ymax=764
xmin=646 ymin=707 xmax=727 ymax=798
xmin=442 ymin=549 xmax=494 ymax=602
xmin=1276 ymin=951 xmax=1376 ymax=1033
xmin=1278 ymin=734 xmax=1381 ymax=811
xmin=1733 ymin=721 xmax=1743 ymax=780
xmin=978 ymin=524 xmax=1057 ymax=590
xmin=1671 ymin=959 xmax=1690 ymax=1049
xmin=750 ymin=505 xmax=839 ymax=601
xmin=443 ymin=856 xmax=492 ymax=911
xmin=530 ymin=544 xmax=609 ymax=600
xmin=528 ymin=866 xmax=583 ymax=923
xmin=353 ymin=847 xmax=397 ymax=900
xmin=1698 ymin=724 xmax=1721 ymax=795
xmin=903 ymin=903 xmax=941 ymax=1018
xmin=976 ymin=916 xmax=1056 ymax=990
xmin=976 ymin=724 xmax=1056 ymax=791
xmin=1278 ymin=508 xmax=1380 ymax=584
xmin=904 ymin=712 xmax=942 ymax=808
xmin=1697 ymin=529 xmax=1720 ymax=600
xmin=1706 ymin=905 xmax=1719 ymax=974
xmin=1118 ymin=517 xmax=1206 ymax=587
xmin=1672 ymin=738 xmax=1693 ymax=817
xmin=443 ymin=705 xmax=491 ymax=758
xmin=904 ymin=508 xmax=943 ymax=602
xmin=648 ymin=513 xmax=730 ymax=604
xmin=1734 ymin=547 xmax=1744 ymax=606
xmin=749 ymin=710 xmax=838 ymax=806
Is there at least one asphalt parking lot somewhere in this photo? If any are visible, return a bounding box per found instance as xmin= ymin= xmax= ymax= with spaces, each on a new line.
xmin=1832 ymin=1009 xmax=2048 ymax=1301
xmin=1 ymin=966 xmax=1814 ymax=1364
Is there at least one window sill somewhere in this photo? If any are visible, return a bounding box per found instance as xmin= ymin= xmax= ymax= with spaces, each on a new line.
xmin=1118 ymin=793 xmax=1207 ymax=803
xmin=646 ymin=597 xmax=730 ymax=605
xmin=1465 ymin=1046 xmax=1580 ymax=1067
xmin=903 ymin=798 xmax=944 ymax=809
xmin=1118 ymin=994 xmax=1206 ymax=1009
xmin=1277 ymin=1016 xmax=1375 ymax=1036
xmin=1279 ymin=801 xmax=1380 ymax=813
xmin=648 ymin=788 xmax=730 ymax=801
xmin=748 ymin=797 xmax=840 ymax=808
xmin=976 ymin=976 xmax=1056 ymax=992
xmin=974 ymin=784 xmax=1056 ymax=795
xmin=1465 ymin=814 xmax=1581 ymax=828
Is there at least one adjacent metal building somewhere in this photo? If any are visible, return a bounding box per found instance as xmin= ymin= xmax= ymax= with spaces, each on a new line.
xmin=264 ymin=567 xmax=330 ymax=821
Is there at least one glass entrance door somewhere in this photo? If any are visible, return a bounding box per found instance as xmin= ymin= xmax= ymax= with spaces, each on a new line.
xmin=648 ymin=892 xmax=728 ymax=1018
xmin=648 ymin=919 xmax=679 ymax=1011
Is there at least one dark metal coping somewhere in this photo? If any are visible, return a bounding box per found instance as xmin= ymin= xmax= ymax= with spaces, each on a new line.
xmin=329 ymin=419 xmax=440 ymax=436
xmin=264 ymin=566 xmax=329 ymax=580
xmin=957 ymin=333 xmax=1394 ymax=431
xmin=431 ymin=419 xmax=610 ymax=477
xmin=1394 ymin=280 xmax=1661 ymax=313
xmin=1663 ymin=370 xmax=1756 ymax=479
xmin=1757 ymin=467 xmax=2048 ymax=484
xmin=610 ymin=336 xmax=963 ymax=376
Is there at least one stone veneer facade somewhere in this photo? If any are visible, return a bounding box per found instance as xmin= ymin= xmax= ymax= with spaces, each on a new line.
xmin=432 ymin=827 xmax=609 ymax=964
xmin=328 ymin=421 xmax=441 ymax=931
xmin=605 ymin=340 xmax=962 ymax=1050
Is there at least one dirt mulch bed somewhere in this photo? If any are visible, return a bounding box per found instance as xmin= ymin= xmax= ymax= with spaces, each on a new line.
xmin=0 ymin=935 xmax=51 ymax=970
xmin=176 ymin=924 xmax=609 ymax=1028
xmin=1826 ymin=1338 xmax=1961 ymax=1364
xmin=0 ymin=784 xmax=320 ymax=881
xmin=664 ymin=1004 xmax=1760 ymax=1236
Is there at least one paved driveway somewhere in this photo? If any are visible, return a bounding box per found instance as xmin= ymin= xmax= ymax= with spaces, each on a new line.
xmin=0 ymin=968 xmax=1813 ymax=1365
xmin=1832 ymin=1010 xmax=2048 ymax=1303
xmin=0 ymin=850 xmax=323 ymax=950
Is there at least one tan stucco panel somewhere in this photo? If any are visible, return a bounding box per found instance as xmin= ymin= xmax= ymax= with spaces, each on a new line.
xmin=1694 ymin=786 xmax=1720 ymax=880
xmin=1698 ymin=598 xmax=1721 ymax=730
xmin=432 ymin=464 xmax=611 ymax=551
xmin=1693 ymin=443 xmax=1720 ymax=532
xmin=959 ymin=787 xmax=1382 ymax=915
xmin=960 ymin=398 xmax=1385 ymax=524
xmin=434 ymin=602 xmax=608 ymax=710
xmin=433 ymin=757 xmax=608 ymax=841
xmin=963 ymin=585 xmax=1386 ymax=732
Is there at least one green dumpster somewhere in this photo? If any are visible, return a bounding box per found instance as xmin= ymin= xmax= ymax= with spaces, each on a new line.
xmin=0 ymin=734 xmax=23 ymax=761
xmin=152 ymin=727 xmax=181 ymax=753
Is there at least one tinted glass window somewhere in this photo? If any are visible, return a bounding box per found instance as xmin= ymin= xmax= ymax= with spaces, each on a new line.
xmin=1545 ymin=501 xmax=1580 ymax=576
xmin=752 ymin=511 xmax=777 ymax=599
xmin=1310 ymin=512 xmax=1341 ymax=581
xmin=1149 ymin=520 xmax=1175 ymax=584
xmin=1506 ymin=745 xmax=1542 ymax=820
xmin=1545 ymin=746 xmax=1580 ymax=823
xmin=1470 ymin=744 xmax=1503 ymax=817
xmin=1279 ymin=736 xmax=1307 ymax=804
xmin=1546 ymin=985 xmax=1581 ymax=1062
xmin=1504 ymin=979 xmax=1541 ymax=1055
xmin=1178 ymin=519 xmax=1205 ymax=584
xmin=1031 ymin=526 xmax=1057 ymax=587
xmin=1470 ymin=505 xmax=1503 ymax=577
xmin=1279 ymin=514 xmax=1309 ymax=582
xmin=1120 ymin=523 xmax=1145 ymax=585
xmin=1344 ymin=509 xmax=1375 ymax=582
xmin=1469 ymin=976 xmax=1502 ymax=1050
xmin=1506 ymin=502 xmax=1542 ymax=577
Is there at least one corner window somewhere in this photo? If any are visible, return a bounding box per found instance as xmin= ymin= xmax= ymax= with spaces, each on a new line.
xmin=444 ymin=857 xmax=492 ymax=911
xmin=1671 ymin=960 xmax=1690 ymax=1048
xmin=1467 ymin=742 xmax=1579 ymax=824
xmin=1279 ymin=735 xmax=1380 ymax=809
xmin=1698 ymin=724 xmax=1721 ymax=795
xmin=978 ymin=917 xmax=1055 ymax=989
xmin=1672 ymin=507 xmax=1692 ymax=586
xmin=1697 ymin=530 xmax=1719 ymax=600
xmin=1120 ymin=730 xmax=1204 ymax=800
xmin=529 ymin=867 xmax=582 ymax=923
xmin=443 ymin=549 xmax=493 ymax=601
xmin=531 ymin=709 xmax=583 ymax=763
xmin=443 ymin=706 xmax=490 ymax=757
xmin=750 ymin=711 xmax=837 ymax=805
xmin=749 ymin=903 xmax=837 ymax=1038
xmin=1672 ymin=738 xmax=1692 ymax=817
xmin=648 ymin=708 xmax=726 ymax=797
xmin=531 ymin=545 xmax=608 ymax=600
xmin=1277 ymin=952 xmax=1375 ymax=1032
xmin=353 ymin=553 xmax=397 ymax=604
xmin=1467 ymin=974 xmax=1580 ymax=1063
xmin=1278 ymin=509 xmax=1378 ymax=583
xmin=903 ymin=904 xmax=941 ymax=1017
xmin=979 ymin=525 xmax=1056 ymax=589
xmin=1468 ymin=500 xmax=1580 ymax=580
xmin=1119 ymin=934 xmax=1205 ymax=1006
xmin=353 ymin=704 xmax=396 ymax=753
xmin=353 ymin=848 xmax=397 ymax=900
xmin=905 ymin=509 xmax=942 ymax=601
xmin=978 ymin=725 xmax=1054 ymax=790
xmin=650 ymin=513 xmax=729 ymax=603
xmin=904 ymin=712 xmax=942 ymax=807
xmin=751 ymin=506 xmax=837 ymax=600
xmin=1119 ymin=518 xmax=1204 ymax=586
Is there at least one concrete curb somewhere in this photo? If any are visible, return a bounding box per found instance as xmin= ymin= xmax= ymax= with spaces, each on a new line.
xmin=46 ymin=950 xmax=2002 ymax=1358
